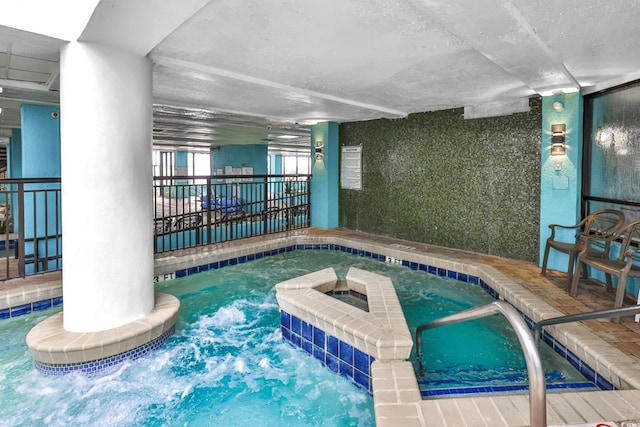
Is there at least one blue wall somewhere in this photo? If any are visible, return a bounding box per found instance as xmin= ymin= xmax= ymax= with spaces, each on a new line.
xmin=21 ymin=104 xmax=61 ymax=178
xmin=19 ymin=104 xmax=62 ymax=273
xmin=270 ymin=154 xmax=282 ymax=174
xmin=539 ymin=93 xmax=583 ymax=271
xmin=268 ymin=154 xmax=283 ymax=195
xmin=9 ymin=128 xmax=22 ymax=179
xmin=211 ymin=144 xmax=268 ymax=176
xmin=210 ymin=144 xmax=268 ymax=214
xmin=311 ymin=122 xmax=339 ymax=228
xmin=171 ymin=150 xmax=189 ymax=198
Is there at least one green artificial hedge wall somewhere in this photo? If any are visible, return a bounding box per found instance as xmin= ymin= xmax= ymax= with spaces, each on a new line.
xmin=339 ymin=97 xmax=542 ymax=262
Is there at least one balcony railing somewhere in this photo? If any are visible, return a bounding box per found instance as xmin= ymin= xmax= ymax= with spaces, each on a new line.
xmin=0 ymin=174 xmax=311 ymax=280
xmin=153 ymin=174 xmax=311 ymax=253
xmin=0 ymin=178 xmax=62 ymax=281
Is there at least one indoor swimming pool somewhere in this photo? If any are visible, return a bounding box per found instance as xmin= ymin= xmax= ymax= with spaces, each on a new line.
xmin=0 ymin=249 xmax=595 ymax=426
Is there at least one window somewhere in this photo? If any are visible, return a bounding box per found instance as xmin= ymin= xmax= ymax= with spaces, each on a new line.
xmin=280 ymin=155 xmax=310 ymax=175
xmin=583 ymin=80 xmax=640 ymax=220
xmin=153 ymin=151 xmax=210 ymax=178
xmin=189 ymin=152 xmax=211 ymax=177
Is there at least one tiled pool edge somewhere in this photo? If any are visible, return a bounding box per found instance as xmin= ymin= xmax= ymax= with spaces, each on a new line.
xmin=33 ymin=325 xmax=176 ymax=376
xmin=25 ymin=293 xmax=180 ymax=376
xmin=5 ymin=233 xmax=639 ymax=391
xmin=275 ymin=267 xmax=413 ymax=395
xmin=153 ymin=237 xmax=636 ymax=390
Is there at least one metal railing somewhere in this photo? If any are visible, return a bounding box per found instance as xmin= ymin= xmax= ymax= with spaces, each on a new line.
xmin=0 ymin=174 xmax=312 ymax=280
xmin=534 ymin=305 xmax=640 ymax=346
xmin=415 ymin=301 xmax=547 ymax=427
xmin=0 ymin=178 xmax=62 ymax=281
xmin=153 ymin=174 xmax=311 ymax=253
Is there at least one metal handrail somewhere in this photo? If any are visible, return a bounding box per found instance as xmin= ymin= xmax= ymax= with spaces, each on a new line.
xmin=152 ymin=173 xmax=311 ymax=253
xmin=534 ymin=305 xmax=640 ymax=346
xmin=415 ymin=301 xmax=546 ymax=427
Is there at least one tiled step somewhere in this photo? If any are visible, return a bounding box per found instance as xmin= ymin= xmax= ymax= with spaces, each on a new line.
xmin=417 ymin=390 xmax=640 ymax=427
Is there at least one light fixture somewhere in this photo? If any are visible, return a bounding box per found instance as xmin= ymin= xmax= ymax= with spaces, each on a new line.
xmin=551 ymin=124 xmax=566 ymax=156
xmin=552 ymin=101 xmax=563 ymax=111
xmin=0 ymin=87 xmax=3 ymax=94
xmin=315 ymin=141 xmax=324 ymax=161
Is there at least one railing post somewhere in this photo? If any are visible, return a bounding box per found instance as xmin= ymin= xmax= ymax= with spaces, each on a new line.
xmin=206 ymin=182 xmax=212 ymax=244
xmin=17 ymin=182 xmax=25 ymax=278
xmin=263 ymin=177 xmax=269 ymax=234
xmin=306 ymin=175 xmax=311 ymax=227
xmin=4 ymin=217 xmax=11 ymax=278
xmin=193 ymin=183 xmax=201 ymax=247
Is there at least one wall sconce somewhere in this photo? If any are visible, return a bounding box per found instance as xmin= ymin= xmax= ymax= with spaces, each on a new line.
xmin=315 ymin=141 xmax=324 ymax=161
xmin=551 ymin=124 xmax=566 ymax=156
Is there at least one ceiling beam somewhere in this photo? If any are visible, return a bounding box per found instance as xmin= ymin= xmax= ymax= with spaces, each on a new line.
xmin=154 ymin=57 xmax=409 ymax=119
xmin=2 ymin=43 xmax=11 ymax=80
xmin=405 ymin=0 xmax=579 ymax=95
xmin=0 ymin=78 xmax=52 ymax=92
xmin=0 ymin=95 xmax=59 ymax=106
xmin=45 ymin=69 xmax=60 ymax=91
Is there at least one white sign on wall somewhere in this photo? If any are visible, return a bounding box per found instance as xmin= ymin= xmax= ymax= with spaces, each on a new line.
xmin=221 ymin=165 xmax=254 ymax=183
xmin=241 ymin=167 xmax=254 ymax=182
xmin=341 ymin=146 xmax=362 ymax=190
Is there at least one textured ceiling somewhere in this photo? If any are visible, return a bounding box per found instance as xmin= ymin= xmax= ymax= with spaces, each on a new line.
xmin=1 ymin=0 xmax=640 ymax=153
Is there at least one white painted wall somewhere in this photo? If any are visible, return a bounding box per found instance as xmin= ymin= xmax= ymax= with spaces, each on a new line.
xmin=60 ymin=41 xmax=154 ymax=332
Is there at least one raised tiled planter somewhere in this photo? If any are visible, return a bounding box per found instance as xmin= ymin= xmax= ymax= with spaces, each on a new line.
xmin=276 ymin=267 xmax=413 ymax=393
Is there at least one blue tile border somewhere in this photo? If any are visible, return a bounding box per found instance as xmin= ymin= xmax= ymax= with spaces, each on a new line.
xmin=538 ymin=325 xmax=615 ymax=390
xmin=32 ymin=326 xmax=176 ymax=376
xmin=280 ymin=310 xmax=374 ymax=394
xmin=6 ymin=241 xmax=612 ymax=392
xmin=420 ymin=381 xmax=598 ymax=398
xmin=156 ymin=243 xmax=612 ymax=393
xmin=0 ymin=296 xmax=63 ymax=320
xmin=0 ymin=240 xmax=16 ymax=251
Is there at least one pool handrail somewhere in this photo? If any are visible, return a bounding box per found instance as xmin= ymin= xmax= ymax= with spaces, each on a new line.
xmin=415 ymin=300 xmax=547 ymax=427
xmin=533 ymin=305 xmax=640 ymax=346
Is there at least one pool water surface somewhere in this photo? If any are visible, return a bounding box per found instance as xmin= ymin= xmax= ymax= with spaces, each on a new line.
xmin=0 ymin=250 xmax=593 ymax=426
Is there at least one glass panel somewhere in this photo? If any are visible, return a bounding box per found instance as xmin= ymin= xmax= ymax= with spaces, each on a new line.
xmin=587 ymin=83 xmax=640 ymax=203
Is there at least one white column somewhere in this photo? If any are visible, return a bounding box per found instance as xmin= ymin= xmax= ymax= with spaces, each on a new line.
xmin=60 ymin=42 xmax=154 ymax=332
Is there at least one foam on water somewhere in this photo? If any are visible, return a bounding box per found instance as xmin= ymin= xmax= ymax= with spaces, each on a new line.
xmin=0 ymin=264 xmax=375 ymax=426
xmin=0 ymin=250 xmax=593 ymax=425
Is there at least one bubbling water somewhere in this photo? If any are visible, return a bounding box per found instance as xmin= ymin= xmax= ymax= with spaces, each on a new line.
xmin=0 ymin=253 xmax=377 ymax=427
xmin=0 ymin=249 xmax=592 ymax=426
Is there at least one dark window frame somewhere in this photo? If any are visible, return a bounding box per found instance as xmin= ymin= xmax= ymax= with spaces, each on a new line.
xmin=581 ymin=79 xmax=640 ymax=218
